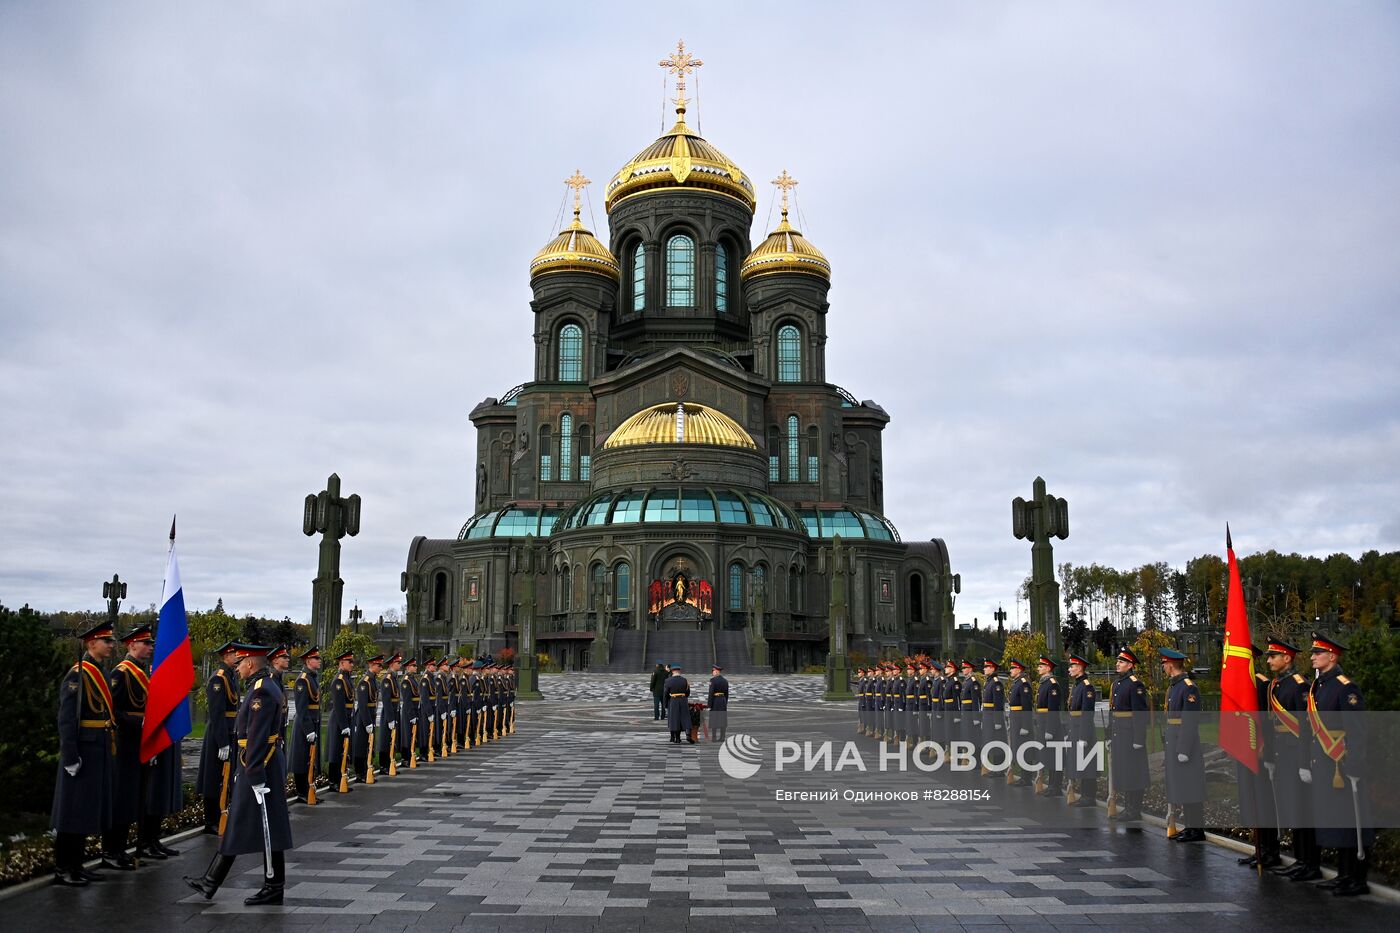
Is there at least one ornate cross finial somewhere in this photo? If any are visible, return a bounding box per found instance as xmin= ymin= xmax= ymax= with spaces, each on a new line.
xmin=772 ymin=169 xmax=798 ymax=219
xmin=659 ymin=39 xmax=703 ymax=116
xmin=564 ymin=169 xmax=590 ymax=218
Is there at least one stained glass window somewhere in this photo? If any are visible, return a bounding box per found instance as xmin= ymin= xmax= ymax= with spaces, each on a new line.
xmin=632 ymin=244 xmax=646 ymax=312
xmin=614 ymin=562 xmax=631 ymax=610
xmin=728 ymin=562 xmax=743 ymax=611
xmin=558 ymin=324 xmax=583 ymax=381
xmin=715 ymin=246 xmax=729 ymax=312
xmin=777 ymin=325 xmax=801 ymax=382
xmin=786 ymin=415 xmax=799 ymax=482
xmin=666 ymin=235 xmax=695 ymax=306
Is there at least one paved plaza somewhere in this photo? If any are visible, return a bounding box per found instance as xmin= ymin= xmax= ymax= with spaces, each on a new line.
xmin=12 ymin=687 xmax=1397 ymax=932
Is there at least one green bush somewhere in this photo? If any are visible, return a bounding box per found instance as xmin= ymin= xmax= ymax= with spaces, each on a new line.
xmin=0 ymin=604 xmax=67 ymax=820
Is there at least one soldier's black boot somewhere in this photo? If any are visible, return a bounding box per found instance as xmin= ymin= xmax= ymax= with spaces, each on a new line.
xmin=135 ymin=816 xmax=168 ymax=861
xmin=1333 ymin=848 xmax=1370 ymax=897
xmin=184 ymin=853 xmax=234 ymax=900
xmin=52 ymin=835 xmax=89 ymax=887
xmin=1289 ymin=830 xmax=1323 ymax=881
xmin=1119 ymin=790 xmax=1144 ymax=821
xmin=246 ymin=852 xmax=285 ymax=905
xmin=201 ymin=797 xmax=220 ymax=834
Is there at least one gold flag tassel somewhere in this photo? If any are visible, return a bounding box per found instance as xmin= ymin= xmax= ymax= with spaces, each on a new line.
xmin=1006 ymin=765 xmax=1016 ymax=786
xmin=1333 ymin=760 xmax=1344 ymax=790
xmin=1066 ymin=782 xmax=1078 ymax=805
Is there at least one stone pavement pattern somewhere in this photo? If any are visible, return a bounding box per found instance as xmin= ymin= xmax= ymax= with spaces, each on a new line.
xmin=11 ymin=696 xmax=1397 ymax=932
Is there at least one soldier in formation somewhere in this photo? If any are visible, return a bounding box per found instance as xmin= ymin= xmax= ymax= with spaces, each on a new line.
xmin=980 ymin=658 xmax=1005 ymax=777
xmin=379 ymin=653 xmax=403 ymax=773
xmin=664 ymin=664 xmax=691 ymax=743
xmin=326 ymin=650 xmax=355 ymax=791
xmin=1033 ymin=655 xmax=1063 ymax=797
xmin=1108 ymin=647 xmax=1149 ymax=821
xmin=1263 ymin=638 xmax=1321 ymax=881
xmin=196 ymin=641 xmax=240 ymax=833
xmin=1005 ymin=659 xmax=1033 ymax=786
xmin=290 ymin=647 xmax=321 ymax=802
xmin=1305 ymin=632 xmax=1373 ymax=897
xmin=1065 ymin=653 xmax=1097 ymax=808
xmin=1160 ymin=647 xmax=1206 ymax=842
xmin=707 ymin=665 xmax=729 ymax=742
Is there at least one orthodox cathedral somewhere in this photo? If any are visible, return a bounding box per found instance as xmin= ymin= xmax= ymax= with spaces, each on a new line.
xmin=400 ymin=44 xmax=955 ymax=672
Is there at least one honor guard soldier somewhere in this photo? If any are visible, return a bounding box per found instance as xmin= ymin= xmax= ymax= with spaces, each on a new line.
xmin=445 ymin=658 xmax=462 ymax=750
xmin=196 ymin=641 xmax=240 ymax=833
xmin=1033 ymin=656 xmax=1064 ymax=797
xmin=290 ymin=647 xmax=321 ymax=803
xmin=268 ymin=646 xmax=293 ymax=747
xmin=422 ymin=658 xmax=440 ymax=758
xmin=1006 ymin=659 xmax=1033 ymax=786
xmin=707 ymin=666 xmax=729 ymax=742
xmin=134 ymin=626 xmax=183 ymax=861
xmin=51 ymin=622 xmax=118 ymax=886
xmin=917 ymin=661 xmax=934 ymax=746
xmin=434 ymin=658 xmax=452 ymax=755
xmin=352 ymin=654 xmax=383 ymax=782
xmin=891 ymin=660 xmax=908 ymax=744
xmin=1235 ymin=644 xmax=1281 ymax=867
xmin=940 ymin=659 xmax=959 ymax=750
xmin=664 ymin=664 xmax=691 ymax=743
xmin=871 ymin=666 xmax=886 ymax=739
xmin=980 ymin=659 xmax=1005 ymax=777
xmin=854 ymin=666 xmax=867 ymax=735
xmin=506 ymin=661 xmax=518 ymax=733
xmin=467 ymin=658 xmax=485 ymax=747
xmin=327 ymin=651 xmax=355 ymax=791
xmin=1108 ymin=646 xmax=1149 ymax=820
xmin=379 ymin=653 xmax=402 ymax=773
xmin=102 ymin=625 xmax=157 ymax=869
xmin=184 ymin=643 xmax=294 ymax=906
xmin=454 ymin=659 xmax=471 ymax=748
xmin=1066 ymin=653 xmax=1097 ymax=807
xmin=1305 ymin=632 xmax=1374 ymax=897
xmin=958 ymin=660 xmax=981 ymax=749
xmin=1161 ymin=648 xmax=1206 ymax=842
xmin=1263 ymin=639 xmax=1320 ymax=881
xmin=401 ymin=658 xmax=423 ymax=764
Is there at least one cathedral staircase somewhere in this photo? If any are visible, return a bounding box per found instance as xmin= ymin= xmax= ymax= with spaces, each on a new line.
xmin=640 ymin=629 xmax=713 ymax=675
xmin=592 ymin=629 xmax=645 ymax=673
xmin=589 ymin=628 xmax=772 ymax=674
xmin=714 ymin=630 xmax=770 ymax=674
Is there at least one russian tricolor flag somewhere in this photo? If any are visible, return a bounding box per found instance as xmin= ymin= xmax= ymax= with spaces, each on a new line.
xmin=140 ymin=518 xmax=195 ymax=762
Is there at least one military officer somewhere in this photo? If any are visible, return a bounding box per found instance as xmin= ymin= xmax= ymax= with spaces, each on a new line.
xmin=434 ymin=657 xmax=452 ymax=755
xmin=1304 ymin=632 xmax=1373 ymax=897
xmin=454 ymin=658 xmax=471 ymax=748
xmin=401 ymin=657 xmax=424 ymax=763
xmin=421 ymin=658 xmax=440 ymax=758
xmin=184 ymin=643 xmax=294 ymax=906
xmin=980 ymin=659 xmax=1005 ymax=777
xmin=707 ymin=665 xmax=729 ymax=742
xmin=889 ymin=661 xmax=906 ymax=743
xmin=854 ymin=666 xmax=867 ymax=735
xmin=326 ymin=650 xmax=355 ymax=791
xmin=466 ymin=658 xmax=484 ymax=748
xmin=101 ymin=624 xmax=157 ymax=869
xmin=1263 ymin=639 xmax=1320 ymax=881
xmin=196 ymin=641 xmax=240 ymax=833
xmin=871 ymin=665 xmax=885 ymax=739
xmin=664 ymin=664 xmax=691 ymax=743
xmin=135 ymin=627 xmax=183 ymax=862
xmin=379 ymin=653 xmax=403 ymax=773
xmin=444 ymin=658 xmax=462 ymax=750
xmin=268 ymin=645 xmax=292 ymax=748
xmin=940 ymin=659 xmax=959 ymax=751
xmin=916 ymin=661 xmax=933 ymax=746
xmin=1161 ymin=648 xmax=1206 ymax=842
xmin=506 ymin=661 xmax=518 ymax=733
xmin=290 ymin=647 xmax=321 ymax=802
xmin=1066 ymin=653 xmax=1097 ymax=807
xmin=1108 ymin=646 xmax=1149 ymax=821
xmin=1033 ymin=656 xmax=1064 ymax=797
xmin=51 ymin=622 xmax=118 ymax=886
xmin=958 ymin=660 xmax=981 ymax=750
xmin=1006 ymin=659 xmax=1033 ymax=786
xmin=352 ymin=654 xmax=383 ymax=782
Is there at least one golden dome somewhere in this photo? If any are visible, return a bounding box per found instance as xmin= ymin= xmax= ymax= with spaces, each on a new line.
xmin=605 ymin=111 xmax=756 ymax=213
xmin=740 ymin=210 xmax=831 ymax=282
xmin=530 ymin=213 xmax=621 ymax=281
xmin=603 ymin=402 xmax=756 ymax=450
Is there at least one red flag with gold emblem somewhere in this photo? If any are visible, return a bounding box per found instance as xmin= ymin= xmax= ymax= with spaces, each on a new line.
xmin=1219 ymin=525 xmax=1260 ymax=772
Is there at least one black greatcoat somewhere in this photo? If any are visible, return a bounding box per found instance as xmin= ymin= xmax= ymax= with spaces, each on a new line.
xmin=379 ymin=670 xmax=401 ymax=761
xmin=1066 ymin=676 xmax=1097 ymax=780
xmin=1108 ymin=673 xmax=1150 ymax=791
xmin=108 ymin=659 xmax=147 ymax=825
xmin=1268 ymin=670 xmax=1311 ymax=826
xmin=400 ymin=672 xmax=422 ymax=753
xmin=1163 ymin=673 xmax=1206 ymax=805
xmin=664 ymin=673 xmax=690 ymax=731
xmin=218 ymin=672 xmax=293 ymax=856
xmin=195 ymin=664 xmax=239 ymax=798
xmin=981 ymin=675 xmax=1006 ymax=748
xmin=50 ymin=656 xmax=115 ymax=834
xmin=1308 ymin=665 xmax=1375 ymax=848
xmin=289 ymin=669 xmax=320 ymax=778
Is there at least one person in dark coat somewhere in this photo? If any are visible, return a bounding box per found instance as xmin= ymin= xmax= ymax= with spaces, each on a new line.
xmin=379 ymin=653 xmax=402 ymax=773
xmin=1305 ymin=632 xmax=1374 ymax=897
xmin=1033 ymin=656 xmax=1063 ymax=797
xmin=435 ymin=660 xmax=453 ymax=754
xmin=1006 ymin=659 xmax=1033 ymax=786
xmin=958 ymin=661 xmax=981 ymax=750
xmin=1066 ymin=653 xmax=1098 ymax=807
xmin=184 ymin=643 xmax=294 ymax=906
xmin=1235 ymin=644 xmax=1280 ymax=868
xmin=464 ymin=659 xmax=482 ymax=749
xmin=352 ymin=654 xmax=383 ymax=782
xmin=326 ymin=651 xmax=355 ymax=790
xmin=401 ymin=658 xmax=423 ymax=763
xmin=1263 ymin=639 xmax=1320 ymax=881
xmin=1108 ymin=647 xmax=1149 ymax=820
xmin=980 ymin=659 xmax=1005 ymax=777
xmin=422 ymin=659 xmax=440 ymax=756
xmin=1160 ymin=648 xmax=1206 ymax=842
xmin=268 ymin=645 xmax=292 ymax=748
xmin=196 ymin=641 xmax=240 ymax=833
xmin=651 ymin=662 xmax=670 ymax=721
xmin=290 ymin=647 xmax=321 ymax=802
xmin=940 ymin=659 xmax=959 ymax=750
xmin=101 ymin=624 xmax=157 ymax=869
xmin=50 ymin=622 xmax=118 ymax=886
xmin=707 ymin=666 xmax=729 ymax=742
xmin=453 ymin=659 xmax=470 ymax=748
xmin=664 ymin=665 xmax=691 ymax=743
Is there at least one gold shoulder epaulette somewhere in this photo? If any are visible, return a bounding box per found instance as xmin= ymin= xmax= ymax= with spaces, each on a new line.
xmin=1050 ymin=677 xmax=1057 ymax=684
xmin=1129 ymin=674 xmax=1138 ymax=682
xmin=1294 ymin=673 xmax=1306 ymax=684
xmin=1184 ymin=678 xmax=1194 ymax=686
xmin=1338 ymin=675 xmax=1351 ymax=685
xmin=254 ymin=678 xmax=264 ymax=689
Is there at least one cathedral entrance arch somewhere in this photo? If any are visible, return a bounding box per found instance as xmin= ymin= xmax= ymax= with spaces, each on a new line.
xmin=647 ymin=548 xmax=714 ymax=628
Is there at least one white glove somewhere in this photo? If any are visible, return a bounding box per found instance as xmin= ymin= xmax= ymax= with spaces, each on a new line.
xmin=217 ymin=746 xmax=230 ymax=761
xmin=994 ymin=723 xmax=1003 ymax=731
xmin=366 ymin=724 xmax=375 ymax=733
xmin=306 ymin=732 xmax=317 ymax=744
xmin=389 ymin=722 xmax=397 ymax=731
xmin=340 ymin=727 xmax=351 ymax=736
xmin=1019 ymin=729 xmax=1030 ymax=736
xmin=1176 ymin=753 xmax=1188 ymax=763
xmin=1299 ymin=768 xmax=1312 ymax=784
xmin=429 ymin=715 xmax=436 ymax=722
xmin=1132 ymin=743 xmax=1144 ymax=750
xmin=1044 ymin=733 xmax=1054 ymax=741
xmin=64 ymin=758 xmax=82 ymax=777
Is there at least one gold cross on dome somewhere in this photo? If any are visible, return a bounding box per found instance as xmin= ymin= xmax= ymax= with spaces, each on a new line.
xmin=659 ymin=39 xmax=703 ymax=112
xmin=564 ymin=169 xmax=590 ymax=216
xmin=772 ymin=169 xmax=798 ymax=216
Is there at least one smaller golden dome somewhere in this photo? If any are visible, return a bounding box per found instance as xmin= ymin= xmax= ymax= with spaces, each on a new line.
xmin=603 ymin=402 xmax=756 ymax=450
xmin=740 ymin=211 xmax=831 ymax=281
xmin=530 ymin=213 xmax=621 ymax=281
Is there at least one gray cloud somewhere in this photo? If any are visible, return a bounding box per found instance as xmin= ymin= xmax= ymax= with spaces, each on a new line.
xmin=2 ymin=1 xmax=1397 ymax=624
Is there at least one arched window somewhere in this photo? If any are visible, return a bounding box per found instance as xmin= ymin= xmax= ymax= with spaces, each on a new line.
xmin=559 ymin=414 xmax=574 ymax=482
xmin=558 ymin=324 xmax=583 ymax=381
xmin=666 ymin=234 xmax=695 ymax=307
xmin=909 ymin=573 xmax=924 ymax=624
xmin=539 ymin=425 xmax=553 ymax=482
xmin=728 ymin=562 xmax=744 ymax=611
xmin=631 ymin=244 xmax=646 ymax=312
xmin=807 ymin=426 xmax=820 ymax=483
xmin=777 ymin=324 xmax=801 ymax=382
xmin=715 ymin=245 xmax=729 ymax=313
xmin=589 ymin=563 xmax=605 ymax=610
xmin=754 ymin=564 xmax=768 ymax=606
xmin=786 ymin=415 xmax=800 ymax=483
xmin=579 ymin=425 xmax=592 ymax=481
xmin=788 ymin=567 xmax=800 ymax=611
xmin=767 ymin=426 xmax=780 ymax=483
xmin=559 ymin=565 xmax=572 ymax=612
xmin=432 ymin=571 xmax=449 ymax=620
xmin=614 ymin=561 xmax=631 ymax=610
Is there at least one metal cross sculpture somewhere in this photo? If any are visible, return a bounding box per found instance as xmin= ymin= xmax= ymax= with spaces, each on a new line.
xmin=772 ymin=169 xmax=798 ymax=218
xmin=509 ymin=535 xmax=547 ymax=699
xmin=659 ymin=39 xmax=703 ymax=112
xmin=103 ymin=574 xmax=127 ymax=626
xmin=303 ymin=472 xmax=361 ymax=648
xmin=1012 ymin=476 xmax=1069 ymax=657
xmin=564 ymin=169 xmax=590 ymax=219
xmin=818 ymin=535 xmax=857 ymax=699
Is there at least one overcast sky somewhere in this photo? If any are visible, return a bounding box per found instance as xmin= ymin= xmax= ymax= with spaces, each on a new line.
xmin=2 ymin=2 xmax=1398 ymax=627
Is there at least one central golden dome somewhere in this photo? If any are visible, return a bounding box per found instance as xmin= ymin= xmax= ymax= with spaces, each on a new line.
xmin=603 ymin=402 xmax=756 ymax=450
xmin=605 ymin=111 xmax=756 ymax=213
